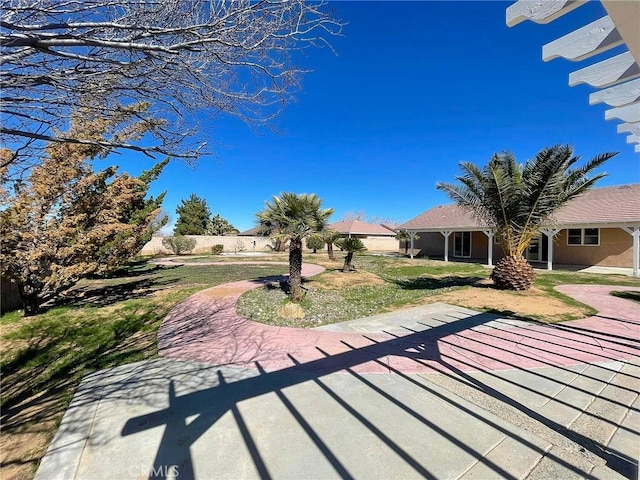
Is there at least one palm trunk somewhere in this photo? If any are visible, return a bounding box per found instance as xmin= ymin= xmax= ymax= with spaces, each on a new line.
xmin=490 ymin=255 xmax=536 ymax=291
xmin=18 ymin=281 xmax=42 ymax=317
xmin=327 ymin=242 xmax=335 ymax=261
xmin=289 ymin=239 xmax=304 ymax=301
xmin=343 ymin=252 xmax=353 ymax=273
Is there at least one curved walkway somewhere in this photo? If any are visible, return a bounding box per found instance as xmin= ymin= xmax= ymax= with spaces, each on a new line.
xmin=157 ymin=261 xmax=639 ymax=375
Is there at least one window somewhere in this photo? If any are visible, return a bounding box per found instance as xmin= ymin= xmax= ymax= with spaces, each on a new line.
xmin=567 ymin=229 xmax=582 ymax=245
xmin=584 ymin=228 xmax=599 ymax=245
xmin=454 ymin=232 xmax=471 ymax=257
xmin=567 ymin=228 xmax=599 ymax=246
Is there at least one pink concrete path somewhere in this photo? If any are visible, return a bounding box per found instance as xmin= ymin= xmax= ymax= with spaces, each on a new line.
xmin=157 ymin=263 xmax=639 ymax=375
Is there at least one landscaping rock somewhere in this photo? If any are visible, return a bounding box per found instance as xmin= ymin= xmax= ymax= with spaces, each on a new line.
xmin=276 ymin=302 xmax=305 ymax=320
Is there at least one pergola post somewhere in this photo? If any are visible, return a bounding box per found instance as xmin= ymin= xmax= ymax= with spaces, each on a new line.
xmin=622 ymin=226 xmax=640 ymax=277
xmin=409 ymin=231 xmax=416 ymax=260
xmin=482 ymin=230 xmax=494 ymax=266
xmin=441 ymin=231 xmax=452 ymax=262
xmin=540 ymin=228 xmax=560 ymax=271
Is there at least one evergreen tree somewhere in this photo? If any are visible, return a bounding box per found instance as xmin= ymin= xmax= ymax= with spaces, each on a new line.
xmin=0 ymin=108 xmax=168 ymax=316
xmin=174 ymin=194 xmax=211 ymax=235
xmin=207 ymin=214 xmax=239 ymax=236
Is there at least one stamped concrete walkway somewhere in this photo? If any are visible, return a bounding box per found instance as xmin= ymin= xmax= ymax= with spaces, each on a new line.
xmin=157 ymin=265 xmax=639 ymax=376
xmin=35 ymin=261 xmax=640 ymax=480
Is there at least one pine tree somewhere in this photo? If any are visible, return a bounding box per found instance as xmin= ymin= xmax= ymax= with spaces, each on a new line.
xmin=207 ymin=214 xmax=238 ymax=236
xmin=0 ymin=107 xmax=168 ymax=316
xmin=174 ymin=194 xmax=211 ymax=235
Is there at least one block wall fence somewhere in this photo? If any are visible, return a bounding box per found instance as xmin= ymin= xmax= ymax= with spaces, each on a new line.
xmin=140 ymin=235 xmax=401 ymax=256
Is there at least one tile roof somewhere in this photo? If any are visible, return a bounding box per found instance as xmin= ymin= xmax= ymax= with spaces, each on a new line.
xmin=238 ymin=227 xmax=260 ymax=236
xmin=398 ymin=205 xmax=486 ymax=231
xmin=398 ymin=184 xmax=640 ymax=230
xmin=330 ymin=220 xmax=397 ymax=236
xmin=552 ymin=184 xmax=640 ymax=225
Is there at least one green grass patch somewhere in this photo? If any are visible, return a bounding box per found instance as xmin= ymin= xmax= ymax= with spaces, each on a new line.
xmin=533 ymin=270 xmax=639 ymax=316
xmin=237 ymin=255 xmax=490 ymax=327
xmin=0 ymin=261 xmax=287 ymax=478
xmin=610 ymin=290 xmax=640 ymax=304
xmin=238 ymin=254 xmax=640 ymax=328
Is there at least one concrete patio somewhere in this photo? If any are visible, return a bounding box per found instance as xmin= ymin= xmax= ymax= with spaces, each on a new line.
xmin=35 ymin=277 xmax=639 ymax=479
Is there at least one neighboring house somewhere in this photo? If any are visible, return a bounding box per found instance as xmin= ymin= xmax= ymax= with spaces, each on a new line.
xmin=330 ymin=220 xmax=397 ymax=239
xmin=397 ymin=184 xmax=640 ymax=276
xmin=238 ymin=227 xmax=260 ymax=236
xmin=329 ymin=220 xmax=398 ymax=252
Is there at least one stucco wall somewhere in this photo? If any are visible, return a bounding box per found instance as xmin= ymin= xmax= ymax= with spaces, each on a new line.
xmin=140 ymin=235 xmax=400 ymax=256
xmin=402 ymin=231 xmax=506 ymax=262
xmin=553 ymin=228 xmax=633 ymax=267
xmin=140 ymin=236 xmax=273 ymax=255
xmin=405 ymin=228 xmax=633 ymax=268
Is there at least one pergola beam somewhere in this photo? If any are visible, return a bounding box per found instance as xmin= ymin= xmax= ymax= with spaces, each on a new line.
xmin=589 ymin=78 xmax=640 ymax=107
xmin=605 ymin=102 xmax=640 ymax=122
xmin=506 ymin=0 xmax=587 ymax=27
xmin=543 ymin=15 xmax=622 ymax=62
xmin=570 ymin=52 xmax=639 ymax=88
xmin=617 ymin=122 xmax=640 ymax=135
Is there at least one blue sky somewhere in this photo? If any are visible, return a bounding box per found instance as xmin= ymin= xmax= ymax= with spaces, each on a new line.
xmin=115 ymin=1 xmax=639 ymax=233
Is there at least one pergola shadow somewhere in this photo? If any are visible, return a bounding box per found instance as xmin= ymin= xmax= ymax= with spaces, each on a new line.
xmin=118 ymin=310 xmax=639 ymax=480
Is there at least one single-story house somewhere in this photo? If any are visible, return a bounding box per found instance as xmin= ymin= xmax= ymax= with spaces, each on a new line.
xmin=397 ymin=184 xmax=640 ymax=277
xmin=330 ymin=220 xmax=397 ymax=239
xmin=238 ymin=227 xmax=260 ymax=236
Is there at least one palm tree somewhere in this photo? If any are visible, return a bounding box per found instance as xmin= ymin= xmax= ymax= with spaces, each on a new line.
xmin=335 ymin=237 xmax=367 ymax=272
xmin=436 ymin=145 xmax=616 ymax=290
xmin=396 ymin=230 xmax=420 ymax=255
xmin=322 ymin=229 xmax=342 ymax=261
xmin=256 ymin=193 xmax=333 ymax=301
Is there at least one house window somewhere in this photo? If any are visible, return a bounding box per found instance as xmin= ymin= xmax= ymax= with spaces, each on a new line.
xmin=567 ymin=228 xmax=599 ymax=246
xmin=454 ymin=232 xmax=471 ymax=257
xmin=584 ymin=228 xmax=599 ymax=245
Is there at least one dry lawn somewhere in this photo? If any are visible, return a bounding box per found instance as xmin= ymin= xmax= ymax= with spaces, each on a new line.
xmin=425 ymin=283 xmax=587 ymax=320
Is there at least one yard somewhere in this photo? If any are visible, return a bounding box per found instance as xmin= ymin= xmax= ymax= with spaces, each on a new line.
xmin=1 ymin=253 xmax=638 ymax=480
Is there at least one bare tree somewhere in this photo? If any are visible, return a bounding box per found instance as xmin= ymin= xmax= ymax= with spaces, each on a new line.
xmin=1 ymin=0 xmax=342 ymax=169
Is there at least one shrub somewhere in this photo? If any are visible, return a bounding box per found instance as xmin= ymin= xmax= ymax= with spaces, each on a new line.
xmin=162 ymin=235 xmax=197 ymax=255
xmin=306 ymin=235 xmax=325 ymax=253
xmin=211 ymin=244 xmax=224 ymax=255
xmin=234 ymin=239 xmax=246 ymax=253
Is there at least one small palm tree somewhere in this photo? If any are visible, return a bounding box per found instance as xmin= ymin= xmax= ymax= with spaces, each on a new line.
xmin=396 ymin=230 xmax=419 ymax=255
xmin=256 ymin=193 xmax=333 ymax=301
xmin=335 ymin=237 xmax=367 ymax=272
xmin=322 ymin=229 xmax=342 ymax=261
xmin=437 ymin=145 xmax=616 ymax=290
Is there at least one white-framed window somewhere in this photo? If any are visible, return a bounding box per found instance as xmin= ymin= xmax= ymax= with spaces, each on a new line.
xmin=567 ymin=228 xmax=600 ymax=246
xmin=454 ymin=231 xmax=471 ymax=257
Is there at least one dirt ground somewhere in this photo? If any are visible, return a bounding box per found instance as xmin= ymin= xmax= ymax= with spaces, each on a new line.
xmin=426 ymin=284 xmax=587 ymax=320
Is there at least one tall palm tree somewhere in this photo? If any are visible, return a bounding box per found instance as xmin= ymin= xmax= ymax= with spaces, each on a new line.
xmin=436 ymin=145 xmax=616 ymax=290
xmin=256 ymin=193 xmax=333 ymax=300
xmin=335 ymin=237 xmax=367 ymax=272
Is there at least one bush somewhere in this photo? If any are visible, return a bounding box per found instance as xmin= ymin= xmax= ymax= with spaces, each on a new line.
xmin=306 ymin=235 xmax=325 ymax=252
xmin=234 ymin=239 xmax=246 ymax=253
xmin=211 ymin=244 xmax=224 ymax=255
xmin=161 ymin=235 xmax=196 ymax=255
